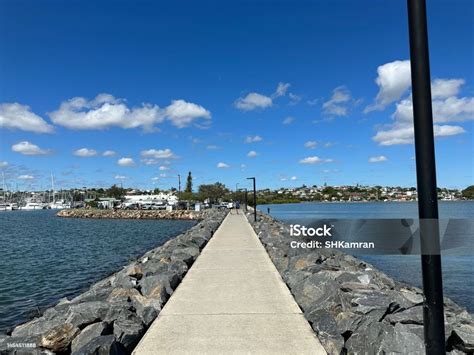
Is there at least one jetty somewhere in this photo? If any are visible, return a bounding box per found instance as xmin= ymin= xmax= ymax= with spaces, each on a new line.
xmin=133 ymin=212 xmax=326 ymax=354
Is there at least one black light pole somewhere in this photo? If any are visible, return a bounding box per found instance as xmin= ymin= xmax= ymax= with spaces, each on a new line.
xmin=407 ymin=0 xmax=445 ymax=353
xmin=178 ymin=174 xmax=181 ymax=201
xmin=247 ymin=177 xmax=256 ymax=222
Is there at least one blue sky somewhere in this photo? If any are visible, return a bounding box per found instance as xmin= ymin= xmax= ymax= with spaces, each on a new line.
xmin=0 ymin=0 xmax=473 ymax=191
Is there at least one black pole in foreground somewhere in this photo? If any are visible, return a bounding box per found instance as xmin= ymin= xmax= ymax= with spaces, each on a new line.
xmin=407 ymin=0 xmax=445 ymax=353
xmin=247 ymin=177 xmax=256 ymax=222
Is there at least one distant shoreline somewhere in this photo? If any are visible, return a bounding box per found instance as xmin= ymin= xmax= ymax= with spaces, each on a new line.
xmin=257 ymin=199 xmax=474 ymax=205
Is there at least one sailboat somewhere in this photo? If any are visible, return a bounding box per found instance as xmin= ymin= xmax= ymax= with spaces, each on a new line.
xmin=0 ymin=172 xmax=16 ymax=211
xmin=49 ymin=173 xmax=70 ymax=209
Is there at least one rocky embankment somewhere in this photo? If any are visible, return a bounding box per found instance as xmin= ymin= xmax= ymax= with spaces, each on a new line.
xmin=0 ymin=209 xmax=227 ymax=355
xmin=57 ymin=209 xmax=201 ymax=220
xmin=248 ymin=212 xmax=474 ymax=354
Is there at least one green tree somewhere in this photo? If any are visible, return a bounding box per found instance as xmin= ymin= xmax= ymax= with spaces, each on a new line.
xmin=198 ymin=182 xmax=229 ymax=203
xmin=462 ymin=185 xmax=474 ymax=199
xmin=106 ymin=184 xmax=126 ymax=199
xmin=185 ymin=171 xmax=193 ymax=193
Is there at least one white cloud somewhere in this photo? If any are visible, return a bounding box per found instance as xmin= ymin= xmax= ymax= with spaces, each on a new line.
xmin=282 ymin=116 xmax=295 ymax=125
xmin=11 ymin=141 xmax=50 ymax=155
xmin=102 ymin=150 xmax=116 ymax=157
xmin=394 ymin=95 xmax=474 ymax=124
xmin=245 ymin=135 xmax=263 ymax=143
xmin=206 ymin=145 xmax=219 ymax=150
xmin=247 ymin=150 xmax=258 ymax=158
xmin=322 ymin=86 xmax=352 ymax=116
xmin=373 ymin=78 xmax=472 ymax=145
xmin=152 ymin=177 xmax=160 ymax=182
xmin=114 ymin=175 xmax=127 ymax=180
xmin=234 ymin=93 xmax=272 ymax=111
xmin=272 ymin=82 xmax=291 ymax=98
xmin=307 ymin=98 xmax=319 ymax=106
xmin=369 ymin=155 xmax=388 ymax=163
xmin=159 ymin=166 xmax=170 ymax=171
xmin=217 ymin=162 xmax=230 ymax=168
xmin=0 ymin=103 xmax=54 ymax=133
xmin=431 ymin=79 xmax=464 ymax=99
xmin=373 ymin=124 xmax=465 ymax=146
xmin=365 ymin=60 xmax=412 ymax=112
xmin=117 ymin=157 xmax=135 ymax=167
xmin=288 ymin=93 xmax=301 ymax=105
xmin=0 ymin=161 xmax=8 ymax=168
xmin=164 ymin=99 xmax=211 ymax=128
xmin=235 ymin=82 xmax=291 ymax=111
xmin=290 ymin=176 xmax=297 ymax=181
xmin=304 ymin=141 xmax=317 ymax=149
xmin=49 ymin=94 xmax=164 ymax=131
xmin=74 ymin=148 xmax=97 ymax=157
xmin=141 ymin=148 xmax=177 ymax=159
xmin=48 ymin=94 xmax=210 ymax=131
xmin=299 ymin=156 xmax=333 ymax=164
xmin=18 ymin=174 xmax=34 ymax=180
xmin=240 ymin=163 xmax=246 ymax=170
xmin=141 ymin=159 xmax=158 ymax=165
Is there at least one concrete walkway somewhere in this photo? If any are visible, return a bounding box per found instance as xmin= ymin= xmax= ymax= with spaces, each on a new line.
xmin=133 ymin=212 xmax=326 ymax=355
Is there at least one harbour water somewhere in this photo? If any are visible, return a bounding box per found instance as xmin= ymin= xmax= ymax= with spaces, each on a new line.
xmin=0 ymin=210 xmax=196 ymax=332
xmin=258 ymin=201 xmax=474 ymax=312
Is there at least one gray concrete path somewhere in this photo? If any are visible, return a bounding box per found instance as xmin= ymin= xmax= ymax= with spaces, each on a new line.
xmin=133 ymin=212 xmax=326 ymax=355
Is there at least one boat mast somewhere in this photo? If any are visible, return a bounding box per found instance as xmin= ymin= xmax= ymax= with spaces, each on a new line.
xmin=51 ymin=172 xmax=55 ymax=203
xmin=2 ymin=172 xmax=5 ymax=203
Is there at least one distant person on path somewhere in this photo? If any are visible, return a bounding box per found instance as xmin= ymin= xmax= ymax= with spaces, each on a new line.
xmin=267 ymin=207 xmax=270 ymax=215
xmin=235 ymin=201 xmax=240 ymax=214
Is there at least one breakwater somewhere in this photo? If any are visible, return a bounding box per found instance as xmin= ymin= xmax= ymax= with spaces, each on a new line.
xmin=57 ymin=209 xmax=202 ymax=220
xmin=0 ymin=209 xmax=227 ymax=354
xmin=247 ymin=212 xmax=474 ymax=354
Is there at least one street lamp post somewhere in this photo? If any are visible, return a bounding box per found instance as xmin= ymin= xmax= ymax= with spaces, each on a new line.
xmin=178 ymin=174 xmax=181 ymax=201
xmin=246 ymin=177 xmax=256 ymax=222
xmin=407 ymin=0 xmax=445 ymax=353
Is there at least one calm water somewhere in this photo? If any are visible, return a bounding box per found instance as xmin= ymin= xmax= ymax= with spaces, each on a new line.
xmin=0 ymin=210 xmax=196 ymax=332
xmin=258 ymin=201 xmax=474 ymax=312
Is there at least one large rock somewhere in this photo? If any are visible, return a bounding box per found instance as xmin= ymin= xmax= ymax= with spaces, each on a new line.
xmin=170 ymin=246 xmax=200 ymax=266
xmin=39 ymin=323 xmax=80 ymax=352
xmin=447 ymin=324 xmax=474 ymax=353
xmin=378 ymin=323 xmax=425 ymax=354
xmin=385 ymin=305 xmax=424 ymax=325
xmin=12 ymin=315 xmax=67 ymax=338
xmin=131 ymin=294 xmax=162 ymax=326
xmin=65 ymin=301 xmax=110 ymax=328
xmin=106 ymin=287 xmax=141 ymax=304
xmin=71 ymin=321 xmax=111 ymax=353
xmin=73 ymin=335 xmax=125 ymax=355
xmin=139 ymin=273 xmax=180 ymax=302
xmin=113 ymin=313 xmax=144 ymax=352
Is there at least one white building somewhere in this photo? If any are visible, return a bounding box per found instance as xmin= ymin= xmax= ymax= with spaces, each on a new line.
xmin=124 ymin=193 xmax=178 ymax=205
